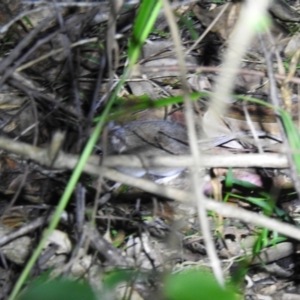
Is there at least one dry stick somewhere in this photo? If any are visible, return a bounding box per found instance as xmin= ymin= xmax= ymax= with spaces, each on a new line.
xmin=0 ymin=2 xmax=108 ymax=36
xmin=0 ymin=134 xmax=289 ymax=169
xmin=211 ymin=1 xmax=270 ymax=115
xmin=0 ymin=24 xmax=58 ymax=87
xmin=141 ymin=65 xmax=300 ymax=85
xmin=1 ymin=93 xmax=40 ymax=221
xmin=185 ymin=3 xmax=230 ymax=55
xmin=101 ymin=154 xmax=288 ymax=169
xmin=87 ymin=0 xmax=123 ymax=250
xmin=22 ymin=1 xmax=105 ymax=7
xmin=161 ymin=0 xmax=224 ymax=286
xmin=139 ymin=3 xmax=229 ymax=61
xmin=0 ymin=13 xmax=56 ymax=73
xmin=260 ymin=34 xmax=300 ymax=199
xmin=206 ymin=0 xmax=270 ymax=283
xmin=8 ymin=73 xmax=81 ymax=121
xmin=84 ymin=223 xmax=130 ymax=266
xmin=0 ymin=135 xmax=298 ymax=239
xmin=96 ymin=167 xmax=300 ymax=242
xmin=0 ymin=216 xmax=48 ymax=247
xmin=0 ymin=6 xmax=54 ymax=36
xmin=0 ymin=8 xmax=100 ymax=87
xmin=243 ymin=105 xmax=264 ymax=154
xmin=54 ymin=1 xmax=82 ymax=132
xmin=16 ymin=38 xmax=98 ymax=72
xmin=82 ymin=224 xmax=152 ymax=299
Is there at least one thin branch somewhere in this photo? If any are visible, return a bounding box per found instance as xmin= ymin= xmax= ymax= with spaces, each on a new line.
xmin=162 ymin=0 xmax=224 ymax=286
xmin=98 ymin=167 xmax=300 ymax=242
xmin=101 ymin=154 xmax=288 ymax=169
xmin=0 ymin=136 xmax=297 ymax=241
xmin=185 ymin=3 xmax=230 ymax=55
xmin=16 ymin=38 xmax=98 ymax=72
xmin=0 ymin=135 xmax=289 ymax=169
xmin=140 ymin=65 xmax=300 ymax=85
xmin=0 ymin=216 xmax=48 ymax=247
xmin=260 ymin=33 xmax=300 ymax=198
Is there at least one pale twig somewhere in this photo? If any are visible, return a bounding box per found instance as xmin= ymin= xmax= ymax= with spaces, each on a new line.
xmin=84 ymin=0 xmax=124 ymax=261
xmin=211 ymin=0 xmax=270 ymax=115
xmin=198 ymin=0 xmax=269 ymax=280
xmin=97 ymin=167 xmax=300 ymax=242
xmin=243 ymin=105 xmax=264 ymax=153
xmin=0 ymin=6 xmax=54 ymax=36
xmin=141 ymin=65 xmax=300 ymax=85
xmin=0 ymin=134 xmax=289 ymax=170
xmin=185 ymin=3 xmax=230 ymax=55
xmin=0 ymin=2 xmax=109 ymax=36
xmin=23 ymin=1 xmax=106 ymax=7
xmin=260 ymin=33 xmax=300 ymax=199
xmin=161 ymin=0 xmax=224 ymax=286
xmin=16 ymin=38 xmax=98 ymax=72
xmin=0 ymin=135 xmax=297 ymax=240
xmin=0 ymin=13 xmax=57 ymax=73
xmin=0 ymin=216 xmax=48 ymax=247
xmin=101 ymin=154 xmax=288 ymax=169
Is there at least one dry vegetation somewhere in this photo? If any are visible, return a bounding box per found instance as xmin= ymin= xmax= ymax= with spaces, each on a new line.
xmin=1 ymin=0 xmax=300 ymax=299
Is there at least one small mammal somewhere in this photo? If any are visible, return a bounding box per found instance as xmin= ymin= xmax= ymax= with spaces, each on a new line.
xmin=103 ymin=120 xmax=279 ymax=177
xmin=105 ymin=120 xmax=190 ymax=177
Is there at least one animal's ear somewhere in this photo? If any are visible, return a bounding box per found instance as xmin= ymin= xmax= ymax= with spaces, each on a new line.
xmin=107 ymin=121 xmax=116 ymax=130
xmin=110 ymin=127 xmax=127 ymax=154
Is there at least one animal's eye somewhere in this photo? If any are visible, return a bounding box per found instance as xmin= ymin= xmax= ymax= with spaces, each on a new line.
xmin=94 ymin=146 xmax=102 ymax=155
xmin=95 ymin=149 xmax=102 ymax=155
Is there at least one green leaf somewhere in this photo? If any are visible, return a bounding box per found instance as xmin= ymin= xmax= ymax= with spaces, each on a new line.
xmin=176 ymin=12 xmax=199 ymax=40
xmin=246 ymin=197 xmax=273 ymax=212
xmin=164 ymin=270 xmax=237 ymax=300
xmin=20 ymin=279 xmax=96 ymax=300
xmin=94 ymin=92 xmax=207 ymax=122
xmin=127 ymin=0 xmax=162 ymax=68
xmin=104 ymin=270 xmax=144 ymax=289
xmin=224 ymin=168 xmax=234 ymax=189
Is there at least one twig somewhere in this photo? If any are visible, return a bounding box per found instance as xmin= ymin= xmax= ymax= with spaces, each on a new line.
xmin=185 ymin=3 xmax=230 ymax=55
xmin=260 ymin=33 xmax=300 ymax=199
xmin=201 ymin=0 xmax=270 ymax=281
xmin=210 ymin=0 xmax=270 ymax=116
xmin=0 ymin=135 xmax=289 ymax=169
xmin=16 ymin=38 xmax=98 ymax=72
xmin=84 ymin=223 xmax=131 ymax=266
xmin=0 ymin=9 xmax=100 ymax=87
xmin=140 ymin=65 xmax=300 ymax=85
xmin=0 ymin=13 xmax=55 ymax=73
xmin=101 ymin=154 xmax=288 ymax=169
xmin=0 ymin=136 xmax=297 ymax=240
xmin=162 ymin=0 xmax=224 ymax=286
xmin=97 ymin=167 xmax=300 ymax=242
xmin=243 ymin=105 xmax=264 ymax=153
xmin=0 ymin=216 xmax=48 ymax=247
